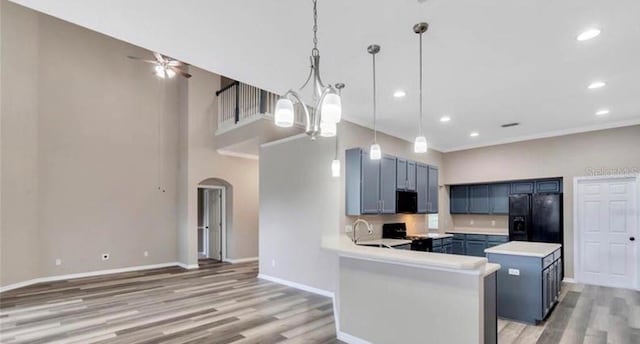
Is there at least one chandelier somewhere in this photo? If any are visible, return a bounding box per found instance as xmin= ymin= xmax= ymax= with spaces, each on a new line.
xmin=273 ymin=0 xmax=342 ymax=139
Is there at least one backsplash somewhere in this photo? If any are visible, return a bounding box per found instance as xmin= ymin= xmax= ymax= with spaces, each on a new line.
xmin=450 ymin=214 xmax=508 ymax=231
xmin=345 ymin=214 xmax=430 ymax=241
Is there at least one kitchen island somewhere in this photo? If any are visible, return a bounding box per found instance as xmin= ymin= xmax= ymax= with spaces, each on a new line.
xmin=323 ymin=236 xmax=500 ymax=344
xmin=485 ymin=241 xmax=563 ymax=324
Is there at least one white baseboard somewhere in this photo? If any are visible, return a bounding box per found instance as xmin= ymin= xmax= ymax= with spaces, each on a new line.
xmin=563 ymin=277 xmax=577 ymax=284
xmin=1 ymin=262 xmax=184 ymax=293
xmin=177 ymin=263 xmax=200 ymax=270
xmin=337 ymin=331 xmax=372 ymax=344
xmin=257 ymin=273 xmax=334 ymax=298
xmin=224 ymin=257 xmax=258 ymax=264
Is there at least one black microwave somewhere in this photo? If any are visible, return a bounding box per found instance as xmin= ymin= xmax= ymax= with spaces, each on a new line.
xmin=396 ymin=191 xmax=418 ymax=214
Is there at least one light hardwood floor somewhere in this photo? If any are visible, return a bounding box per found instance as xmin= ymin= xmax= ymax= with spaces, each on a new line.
xmin=1 ymin=260 xmax=639 ymax=343
xmin=498 ymin=282 xmax=640 ymax=344
xmin=0 ymin=260 xmax=340 ymax=344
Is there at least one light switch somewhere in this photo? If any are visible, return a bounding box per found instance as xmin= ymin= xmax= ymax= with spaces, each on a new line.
xmin=508 ymin=268 xmax=520 ymax=276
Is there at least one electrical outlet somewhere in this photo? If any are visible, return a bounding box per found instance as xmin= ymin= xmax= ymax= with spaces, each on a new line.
xmin=470 ymin=220 xmax=475 ymax=225
xmin=491 ymin=220 xmax=496 ymax=227
xmin=101 ymin=253 xmax=110 ymax=261
xmin=144 ymin=251 xmax=149 ymax=257
xmin=345 ymin=225 xmax=353 ymax=233
xmin=55 ymin=259 xmax=62 ymax=266
xmin=271 ymin=259 xmax=276 ymax=267
xmin=508 ymin=268 xmax=520 ymax=276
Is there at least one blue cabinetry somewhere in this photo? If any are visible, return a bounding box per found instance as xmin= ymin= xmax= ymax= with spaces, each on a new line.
xmin=427 ymin=166 xmax=439 ymax=214
xmin=450 ymin=185 xmax=469 ymax=214
xmin=446 ymin=233 xmax=509 ymax=256
xmin=489 ymin=183 xmax=510 ymax=214
xmin=536 ymin=180 xmax=562 ymax=193
xmin=345 ymin=148 xmax=396 ymax=215
xmin=469 ymin=185 xmax=490 ymax=214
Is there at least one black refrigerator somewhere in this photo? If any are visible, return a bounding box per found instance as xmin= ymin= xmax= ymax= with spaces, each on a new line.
xmin=509 ymin=193 xmax=563 ymax=244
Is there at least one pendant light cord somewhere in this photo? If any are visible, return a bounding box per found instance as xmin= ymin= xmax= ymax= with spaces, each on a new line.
xmin=372 ymin=52 xmax=377 ymax=143
xmin=419 ymin=31 xmax=423 ymax=136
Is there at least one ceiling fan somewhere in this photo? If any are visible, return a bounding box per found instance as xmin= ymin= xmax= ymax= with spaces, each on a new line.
xmin=127 ymin=52 xmax=192 ymax=79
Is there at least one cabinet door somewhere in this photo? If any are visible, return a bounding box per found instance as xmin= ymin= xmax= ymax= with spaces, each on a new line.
xmin=451 ymin=239 xmax=465 ymax=255
xmin=511 ymin=182 xmax=534 ymax=194
xmin=396 ymin=158 xmax=407 ymax=190
xmin=450 ymin=185 xmax=469 ymax=214
xmin=427 ymin=167 xmax=439 ymax=213
xmin=542 ymin=267 xmax=550 ymax=318
xmin=361 ymin=150 xmax=381 ymax=214
xmin=416 ymin=163 xmax=428 ymax=213
xmin=380 ymin=155 xmax=397 ymax=214
xmin=489 ymin=183 xmax=510 ymax=214
xmin=407 ymin=161 xmax=417 ymax=191
xmin=465 ymin=240 xmax=487 ymax=257
xmin=469 ymin=185 xmax=490 ymax=214
xmin=536 ymin=180 xmax=562 ymax=193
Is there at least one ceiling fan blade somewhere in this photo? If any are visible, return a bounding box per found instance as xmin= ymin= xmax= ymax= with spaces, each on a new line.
xmin=167 ymin=60 xmax=183 ymax=67
xmin=170 ymin=66 xmax=192 ymax=78
xmin=153 ymin=52 xmax=164 ymax=63
xmin=127 ymin=56 xmax=159 ymax=64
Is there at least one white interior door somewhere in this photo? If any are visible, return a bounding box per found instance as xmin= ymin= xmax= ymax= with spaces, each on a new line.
xmin=208 ymin=189 xmax=222 ymax=261
xmin=577 ymin=177 xmax=638 ymax=289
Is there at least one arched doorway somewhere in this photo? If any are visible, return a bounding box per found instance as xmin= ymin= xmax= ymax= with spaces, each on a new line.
xmin=197 ymin=178 xmax=232 ymax=263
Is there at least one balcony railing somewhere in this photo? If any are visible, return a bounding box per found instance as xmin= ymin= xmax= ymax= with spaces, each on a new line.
xmin=215 ymin=81 xmax=305 ymax=134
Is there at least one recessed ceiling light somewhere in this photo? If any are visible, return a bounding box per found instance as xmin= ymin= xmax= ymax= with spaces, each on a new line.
xmin=470 ymin=132 xmax=479 ymax=137
xmin=440 ymin=116 xmax=451 ymax=122
xmin=588 ymin=81 xmax=606 ymax=89
xmin=577 ymin=28 xmax=601 ymax=41
xmin=393 ymin=90 xmax=406 ymax=98
xmin=595 ymin=109 xmax=610 ymax=116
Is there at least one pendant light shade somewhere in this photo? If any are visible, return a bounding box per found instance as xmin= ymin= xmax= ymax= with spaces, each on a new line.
xmin=274 ymin=98 xmax=295 ymax=127
xmin=414 ymin=136 xmax=428 ymax=153
xmin=319 ymin=120 xmax=337 ymax=137
xmin=321 ymin=93 xmax=342 ymax=124
xmin=331 ymin=159 xmax=341 ymax=177
xmin=370 ymin=143 xmax=382 ymax=160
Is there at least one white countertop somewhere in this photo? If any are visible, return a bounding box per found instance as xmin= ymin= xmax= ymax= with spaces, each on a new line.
xmin=356 ymin=238 xmax=412 ymax=247
xmin=484 ymin=241 xmax=561 ymax=258
xmin=323 ymin=236 xmax=490 ymax=273
xmin=446 ymin=229 xmax=509 ymax=236
xmin=411 ymin=233 xmax=453 ymax=239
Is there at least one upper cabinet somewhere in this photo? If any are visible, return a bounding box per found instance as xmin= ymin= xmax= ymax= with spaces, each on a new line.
xmin=346 ymin=148 xmax=397 ymax=215
xmin=396 ymin=159 xmax=417 ymax=191
xmin=450 ymin=178 xmax=562 ymax=215
xmin=346 ymin=148 xmax=438 ymax=215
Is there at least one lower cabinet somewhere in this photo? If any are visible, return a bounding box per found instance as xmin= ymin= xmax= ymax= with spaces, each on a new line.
xmin=394 ymin=243 xmax=412 ymax=251
xmin=451 ymin=239 xmax=465 ymax=254
xmin=447 ymin=233 xmax=509 ymax=256
xmin=465 ymin=240 xmax=487 ymax=257
xmin=487 ymin=250 xmax=562 ymax=324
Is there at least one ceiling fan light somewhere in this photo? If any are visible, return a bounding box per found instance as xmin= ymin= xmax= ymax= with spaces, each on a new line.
xmin=319 ymin=120 xmax=337 ymax=137
xmin=331 ymin=159 xmax=341 ymax=177
xmin=370 ymin=143 xmax=382 ymax=160
xmin=154 ymin=65 xmax=165 ymax=78
xmin=274 ymin=98 xmax=295 ymax=127
xmin=165 ymin=68 xmax=176 ymax=78
xmin=414 ymin=136 xmax=428 ymax=153
xmin=321 ymin=93 xmax=342 ymax=124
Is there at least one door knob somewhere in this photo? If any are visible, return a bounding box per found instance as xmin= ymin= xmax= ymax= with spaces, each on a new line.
xmin=630 ymin=237 xmax=636 ymax=241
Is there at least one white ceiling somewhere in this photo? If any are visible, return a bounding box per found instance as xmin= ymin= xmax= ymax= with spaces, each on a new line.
xmin=11 ymin=0 xmax=640 ymax=152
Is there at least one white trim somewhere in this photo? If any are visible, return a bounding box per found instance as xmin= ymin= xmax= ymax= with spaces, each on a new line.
xmin=257 ymin=273 xmax=334 ymax=298
xmin=177 ymin=263 xmax=200 ymax=270
xmin=0 ymin=262 xmax=184 ymax=293
xmin=216 ymin=149 xmax=259 ymax=160
xmin=224 ymin=257 xmax=258 ymax=264
xmin=197 ymin=185 xmax=227 ymax=262
xmin=215 ymin=115 xmax=265 ymax=136
xmin=337 ymin=331 xmax=372 ymax=344
xmin=260 ymin=133 xmax=307 ymax=148
xmin=441 ymin=118 xmax=640 ymax=153
xmin=563 ymin=277 xmax=577 ymax=284
xmin=573 ymin=173 xmax=640 ymax=289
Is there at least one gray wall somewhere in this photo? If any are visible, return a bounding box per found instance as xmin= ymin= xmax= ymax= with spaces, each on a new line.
xmin=259 ymin=135 xmax=340 ymax=292
xmin=442 ymin=125 xmax=640 ymax=278
xmin=0 ymin=2 xmax=260 ymax=287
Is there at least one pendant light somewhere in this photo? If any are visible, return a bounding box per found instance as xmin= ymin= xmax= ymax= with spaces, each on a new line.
xmin=368 ymin=44 xmax=382 ymax=160
xmin=331 ymin=83 xmax=345 ymax=177
xmin=413 ymin=22 xmax=429 ymax=154
xmin=273 ymin=0 xmax=342 ymax=139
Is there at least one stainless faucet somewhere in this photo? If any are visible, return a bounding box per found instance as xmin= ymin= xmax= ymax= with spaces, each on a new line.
xmin=351 ymin=219 xmax=373 ymax=244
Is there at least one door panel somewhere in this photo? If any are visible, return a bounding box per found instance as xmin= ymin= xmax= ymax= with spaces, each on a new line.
xmin=361 ymin=151 xmax=380 ymax=214
xmin=489 ymin=183 xmax=510 ymax=214
xmin=407 ymin=161 xmax=417 ymax=191
xmin=396 ymin=159 xmax=407 ymax=190
xmin=208 ymin=189 xmax=222 ymax=261
xmin=427 ymin=167 xmax=439 ymax=213
xmin=416 ymin=163 xmax=428 ymax=213
xmin=450 ymin=185 xmax=469 ymax=214
xmin=469 ymin=185 xmax=490 ymax=214
xmin=578 ymin=178 xmax=638 ymax=288
xmin=380 ymin=155 xmax=397 ymax=214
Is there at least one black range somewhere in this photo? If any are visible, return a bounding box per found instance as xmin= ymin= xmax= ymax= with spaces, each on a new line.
xmin=382 ymin=223 xmax=431 ymax=251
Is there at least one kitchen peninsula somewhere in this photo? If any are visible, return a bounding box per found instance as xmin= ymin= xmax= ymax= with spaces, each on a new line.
xmin=323 ymin=236 xmax=500 ymax=344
